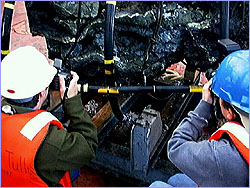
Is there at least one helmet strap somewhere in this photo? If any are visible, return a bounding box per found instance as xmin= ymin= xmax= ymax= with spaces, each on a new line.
xmin=59 ymin=86 xmax=69 ymax=125
xmin=62 ymin=87 xmax=69 ymax=108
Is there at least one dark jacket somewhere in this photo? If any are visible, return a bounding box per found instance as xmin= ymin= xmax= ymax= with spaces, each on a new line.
xmin=1 ymin=95 xmax=98 ymax=186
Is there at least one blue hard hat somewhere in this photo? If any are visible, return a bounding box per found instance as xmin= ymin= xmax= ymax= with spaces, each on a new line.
xmin=211 ymin=50 xmax=249 ymax=114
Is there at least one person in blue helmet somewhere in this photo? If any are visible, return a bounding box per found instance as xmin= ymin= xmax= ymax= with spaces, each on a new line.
xmin=150 ymin=50 xmax=249 ymax=187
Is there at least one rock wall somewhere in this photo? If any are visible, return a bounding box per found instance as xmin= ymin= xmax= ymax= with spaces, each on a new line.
xmin=25 ymin=1 xmax=249 ymax=85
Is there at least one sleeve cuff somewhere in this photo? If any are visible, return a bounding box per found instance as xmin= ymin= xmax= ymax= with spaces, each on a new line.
xmin=64 ymin=95 xmax=84 ymax=114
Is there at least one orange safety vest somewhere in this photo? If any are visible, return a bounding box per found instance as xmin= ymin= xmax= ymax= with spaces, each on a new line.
xmin=1 ymin=110 xmax=72 ymax=187
xmin=209 ymin=121 xmax=249 ymax=164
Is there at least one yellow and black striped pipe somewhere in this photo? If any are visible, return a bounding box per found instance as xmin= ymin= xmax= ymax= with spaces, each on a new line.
xmin=79 ymin=84 xmax=203 ymax=94
xmin=1 ymin=1 xmax=15 ymax=60
xmin=104 ymin=1 xmax=126 ymax=121
xmin=104 ymin=1 xmax=116 ymax=80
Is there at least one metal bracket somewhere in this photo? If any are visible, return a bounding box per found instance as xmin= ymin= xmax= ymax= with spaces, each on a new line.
xmin=131 ymin=108 xmax=162 ymax=176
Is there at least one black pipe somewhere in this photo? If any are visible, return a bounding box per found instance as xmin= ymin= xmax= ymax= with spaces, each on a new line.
xmin=118 ymin=86 xmax=201 ymax=93
xmin=221 ymin=1 xmax=230 ymax=39
xmin=1 ymin=1 xmax=15 ymax=60
xmin=104 ymin=1 xmax=126 ymax=121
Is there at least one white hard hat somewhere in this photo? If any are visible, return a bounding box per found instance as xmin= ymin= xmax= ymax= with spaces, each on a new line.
xmin=1 ymin=46 xmax=57 ymax=99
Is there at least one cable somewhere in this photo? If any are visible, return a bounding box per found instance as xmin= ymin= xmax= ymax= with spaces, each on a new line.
xmin=147 ymin=92 xmax=174 ymax=101
xmin=142 ymin=1 xmax=164 ymax=71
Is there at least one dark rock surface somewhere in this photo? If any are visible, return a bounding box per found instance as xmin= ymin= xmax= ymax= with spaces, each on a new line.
xmin=25 ymin=1 xmax=249 ymax=85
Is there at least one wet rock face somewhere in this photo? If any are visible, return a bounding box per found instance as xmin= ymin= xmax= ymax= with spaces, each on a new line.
xmin=52 ymin=1 xmax=99 ymax=19
xmin=25 ymin=1 xmax=249 ymax=85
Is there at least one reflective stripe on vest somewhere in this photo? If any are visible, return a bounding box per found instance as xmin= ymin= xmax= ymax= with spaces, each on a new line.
xmin=1 ymin=110 xmax=72 ymax=187
xmin=20 ymin=111 xmax=58 ymax=140
xmin=209 ymin=121 xmax=249 ymax=164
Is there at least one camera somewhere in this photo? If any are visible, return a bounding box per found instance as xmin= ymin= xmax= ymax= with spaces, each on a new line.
xmin=205 ymin=68 xmax=216 ymax=80
xmin=49 ymin=58 xmax=72 ymax=90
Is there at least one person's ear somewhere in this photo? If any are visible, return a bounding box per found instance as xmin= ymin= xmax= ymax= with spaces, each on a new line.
xmin=40 ymin=89 xmax=47 ymax=98
xmin=34 ymin=89 xmax=48 ymax=110
xmin=226 ymin=107 xmax=236 ymax=121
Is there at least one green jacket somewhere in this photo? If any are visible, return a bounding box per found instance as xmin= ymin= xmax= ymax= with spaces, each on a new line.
xmin=1 ymin=95 xmax=98 ymax=186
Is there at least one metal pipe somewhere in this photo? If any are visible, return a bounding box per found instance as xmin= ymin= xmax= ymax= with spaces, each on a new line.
xmin=79 ymin=84 xmax=203 ymax=94
xmin=1 ymin=1 xmax=15 ymax=60
xmin=221 ymin=1 xmax=230 ymax=39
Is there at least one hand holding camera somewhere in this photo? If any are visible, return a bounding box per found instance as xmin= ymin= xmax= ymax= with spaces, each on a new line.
xmin=59 ymin=71 xmax=79 ymax=99
xmin=202 ymin=68 xmax=217 ymax=105
xmin=202 ymin=79 xmax=213 ymax=104
xmin=49 ymin=58 xmax=79 ymax=100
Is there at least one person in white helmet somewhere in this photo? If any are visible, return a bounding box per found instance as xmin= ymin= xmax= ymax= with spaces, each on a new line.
xmin=1 ymin=46 xmax=98 ymax=187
